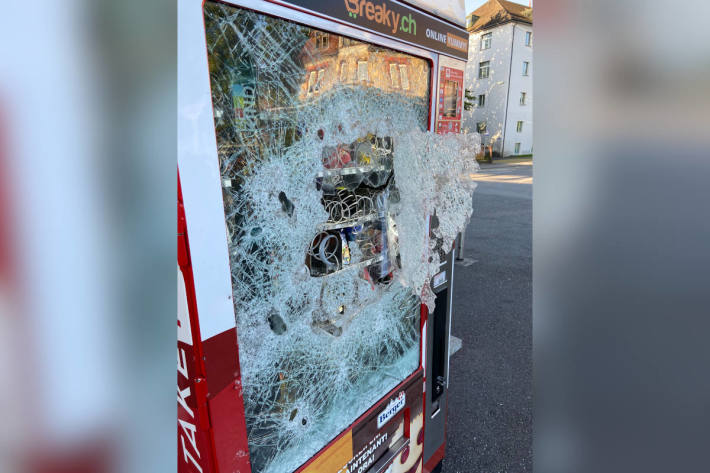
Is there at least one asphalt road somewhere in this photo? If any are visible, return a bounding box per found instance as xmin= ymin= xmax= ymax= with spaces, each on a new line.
xmin=441 ymin=160 xmax=532 ymax=473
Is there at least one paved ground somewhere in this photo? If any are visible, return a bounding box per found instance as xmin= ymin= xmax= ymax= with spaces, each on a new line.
xmin=441 ymin=159 xmax=532 ymax=473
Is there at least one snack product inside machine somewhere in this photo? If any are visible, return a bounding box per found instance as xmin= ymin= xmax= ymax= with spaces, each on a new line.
xmin=178 ymin=1 xmax=473 ymax=472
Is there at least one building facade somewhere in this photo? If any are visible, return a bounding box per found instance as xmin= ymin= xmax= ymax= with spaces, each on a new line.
xmin=464 ymin=0 xmax=532 ymax=156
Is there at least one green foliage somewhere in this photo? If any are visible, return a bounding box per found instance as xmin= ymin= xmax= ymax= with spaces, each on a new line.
xmin=463 ymin=88 xmax=476 ymax=111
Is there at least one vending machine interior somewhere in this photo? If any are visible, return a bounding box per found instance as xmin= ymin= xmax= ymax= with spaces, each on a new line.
xmin=178 ymin=1 xmax=472 ymax=473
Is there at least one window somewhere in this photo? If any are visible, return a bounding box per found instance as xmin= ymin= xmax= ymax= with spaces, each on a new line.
xmin=525 ymin=31 xmax=532 ymax=46
xmin=399 ymin=64 xmax=409 ymax=90
xmin=478 ymin=94 xmax=486 ymax=107
xmin=522 ymin=61 xmax=529 ymax=76
xmin=315 ymin=32 xmax=329 ymax=49
xmin=477 ymin=121 xmax=487 ymax=133
xmin=515 ymin=142 xmax=521 ymax=154
xmin=520 ymin=92 xmax=527 ymax=105
xmin=340 ymin=61 xmax=348 ymax=82
xmin=339 ymin=37 xmax=356 ymax=47
xmin=357 ymin=60 xmax=368 ymax=81
xmin=315 ymin=69 xmax=325 ymax=91
xmin=516 ymin=121 xmax=523 ymax=132
xmin=307 ymin=71 xmax=316 ymax=94
xmin=479 ymin=61 xmax=490 ymax=79
xmin=389 ymin=64 xmax=399 ymax=88
xmin=480 ymin=32 xmax=492 ymax=50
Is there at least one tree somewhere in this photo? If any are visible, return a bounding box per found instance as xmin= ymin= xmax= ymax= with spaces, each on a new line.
xmin=463 ymin=88 xmax=477 ymax=111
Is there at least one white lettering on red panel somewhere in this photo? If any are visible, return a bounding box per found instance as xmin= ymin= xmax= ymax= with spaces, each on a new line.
xmin=178 ymin=266 xmax=202 ymax=472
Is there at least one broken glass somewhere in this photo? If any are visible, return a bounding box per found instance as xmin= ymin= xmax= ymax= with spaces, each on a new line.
xmin=203 ymin=3 xmax=479 ymax=472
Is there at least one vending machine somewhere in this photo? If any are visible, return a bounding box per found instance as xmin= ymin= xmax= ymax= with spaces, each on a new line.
xmin=178 ymin=1 xmax=472 ymax=473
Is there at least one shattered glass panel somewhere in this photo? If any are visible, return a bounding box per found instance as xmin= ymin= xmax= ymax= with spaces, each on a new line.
xmin=203 ymin=3 xmax=479 ymax=472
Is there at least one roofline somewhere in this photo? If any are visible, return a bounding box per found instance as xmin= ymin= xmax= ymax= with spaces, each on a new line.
xmin=467 ymin=17 xmax=532 ymax=33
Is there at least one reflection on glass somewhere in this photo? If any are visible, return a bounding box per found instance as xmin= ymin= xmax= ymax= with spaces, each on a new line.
xmin=400 ymin=64 xmax=410 ymax=90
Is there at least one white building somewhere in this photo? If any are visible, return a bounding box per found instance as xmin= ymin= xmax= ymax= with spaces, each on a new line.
xmin=464 ymin=0 xmax=532 ymax=157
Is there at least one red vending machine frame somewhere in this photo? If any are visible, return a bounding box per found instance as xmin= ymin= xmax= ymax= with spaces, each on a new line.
xmin=178 ymin=2 xmax=468 ymax=472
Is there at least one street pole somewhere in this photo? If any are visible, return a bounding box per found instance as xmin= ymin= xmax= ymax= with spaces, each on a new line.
xmin=455 ymin=231 xmax=465 ymax=261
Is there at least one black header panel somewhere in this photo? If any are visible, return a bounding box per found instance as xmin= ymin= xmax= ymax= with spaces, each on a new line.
xmin=280 ymin=0 xmax=469 ymax=60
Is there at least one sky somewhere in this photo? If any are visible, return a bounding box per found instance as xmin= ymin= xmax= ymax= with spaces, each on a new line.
xmin=465 ymin=0 xmax=530 ymax=15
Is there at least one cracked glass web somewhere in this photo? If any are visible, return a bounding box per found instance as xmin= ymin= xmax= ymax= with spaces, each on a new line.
xmin=203 ymin=3 xmax=479 ymax=472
